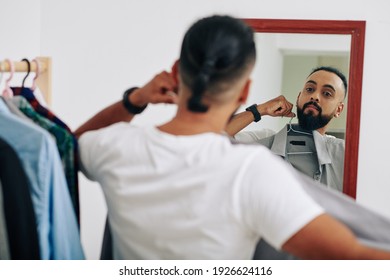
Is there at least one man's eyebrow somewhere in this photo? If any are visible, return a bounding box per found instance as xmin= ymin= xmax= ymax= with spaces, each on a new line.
xmin=306 ymin=80 xmax=336 ymax=92
xmin=323 ymin=84 xmax=336 ymax=92
xmin=306 ymin=80 xmax=317 ymax=86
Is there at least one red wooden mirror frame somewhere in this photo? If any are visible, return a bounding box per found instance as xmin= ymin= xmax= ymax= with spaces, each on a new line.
xmin=242 ymin=19 xmax=366 ymax=198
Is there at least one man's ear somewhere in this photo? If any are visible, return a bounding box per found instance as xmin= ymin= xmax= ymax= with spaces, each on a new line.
xmin=334 ymin=102 xmax=344 ymax=118
xmin=171 ymin=59 xmax=179 ymax=86
xmin=238 ymin=79 xmax=251 ymax=104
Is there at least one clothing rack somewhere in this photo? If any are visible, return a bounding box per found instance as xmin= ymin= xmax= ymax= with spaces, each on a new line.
xmin=0 ymin=57 xmax=52 ymax=105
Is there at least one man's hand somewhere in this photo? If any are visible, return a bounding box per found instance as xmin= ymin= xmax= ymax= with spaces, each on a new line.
xmin=257 ymin=95 xmax=296 ymax=118
xmin=225 ymin=95 xmax=296 ymax=136
xmin=129 ymin=71 xmax=179 ymax=107
xmin=74 ymin=70 xmax=179 ymax=138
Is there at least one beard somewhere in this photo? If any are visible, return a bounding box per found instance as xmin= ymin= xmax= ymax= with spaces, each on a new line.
xmin=297 ymin=101 xmax=333 ymax=131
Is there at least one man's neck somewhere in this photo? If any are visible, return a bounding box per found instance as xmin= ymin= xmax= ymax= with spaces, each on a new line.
xmin=316 ymin=126 xmax=327 ymax=135
xmin=158 ymin=107 xmax=228 ymax=136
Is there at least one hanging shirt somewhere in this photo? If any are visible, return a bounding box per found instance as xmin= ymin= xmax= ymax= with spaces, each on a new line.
xmin=1 ymin=97 xmax=33 ymax=124
xmin=0 ymin=99 xmax=84 ymax=260
xmin=12 ymin=87 xmax=72 ymax=131
xmin=11 ymin=87 xmax=80 ymax=213
xmin=254 ymin=169 xmax=390 ymax=259
xmin=235 ymin=124 xmax=345 ymax=191
xmin=0 ymin=137 xmax=40 ymax=259
xmin=0 ymin=180 xmax=10 ymax=260
xmin=9 ymin=96 xmax=79 ymax=219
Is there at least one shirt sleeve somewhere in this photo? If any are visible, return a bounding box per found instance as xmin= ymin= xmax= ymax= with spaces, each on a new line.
xmin=78 ymin=122 xmax=134 ymax=182
xmin=234 ymin=129 xmax=275 ymax=144
xmin=78 ymin=129 xmax=105 ymax=182
xmin=238 ymin=147 xmax=325 ymax=250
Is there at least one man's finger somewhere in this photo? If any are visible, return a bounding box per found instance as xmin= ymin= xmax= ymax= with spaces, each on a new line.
xmin=158 ymin=92 xmax=179 ymax=104
xmin=286 ymin=112 xmax=296 ymax=117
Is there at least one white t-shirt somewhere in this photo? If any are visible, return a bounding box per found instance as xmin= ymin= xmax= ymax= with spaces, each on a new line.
xmin=79 ymin=123 xmax=324 ymax=259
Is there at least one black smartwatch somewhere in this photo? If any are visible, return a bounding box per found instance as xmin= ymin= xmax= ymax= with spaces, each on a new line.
xmin=245 ymin=104 xmax=261 ymax=122
xmin=122 ymin=87 xmax=148 ymax=114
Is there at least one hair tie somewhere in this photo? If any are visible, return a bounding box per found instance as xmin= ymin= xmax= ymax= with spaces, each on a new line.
xmin=188 ymin=95 xmax=208 ymax=112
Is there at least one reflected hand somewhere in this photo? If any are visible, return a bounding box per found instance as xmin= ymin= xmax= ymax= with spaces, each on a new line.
xmin=258 ymin=95 xmax=296 ymax=118
xmin=129 ymin=71 xmax=179 ymax=107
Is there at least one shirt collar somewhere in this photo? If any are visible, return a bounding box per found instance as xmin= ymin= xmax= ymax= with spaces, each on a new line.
xmin=0 ymin=97 xmax=11 ymax=114
xmin=270 ymin=124 xmax=332 ymax=165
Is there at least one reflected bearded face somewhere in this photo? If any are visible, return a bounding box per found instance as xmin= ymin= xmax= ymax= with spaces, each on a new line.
xmin=296 ymin=70 xmax=345 ymax=131
xmin=297 ymin=101 xmax=333 ymax=131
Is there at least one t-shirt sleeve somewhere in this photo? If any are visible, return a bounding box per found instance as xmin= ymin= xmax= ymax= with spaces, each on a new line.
xmin=78 ymin=123 xmax=127 ymax=181
xmin=78 ymin=130 xmax=102 ymax=181
xmin=79 ymin=122 xmax=140 ymax=182
xmin=238 ymin=147 xmax=325 ymax=250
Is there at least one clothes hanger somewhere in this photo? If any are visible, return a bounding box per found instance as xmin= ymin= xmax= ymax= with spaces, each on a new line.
xmin=21 ymin=58 xmax=31 ymax=88
xmin=286 ymin=116 xmax=315 ymax=155
xmin=287 ymin=151 xmax=314 ymax=155
xmin=286 ymin=116 xmax=312 ymax=136
xmin=2 ymin=59 xmax=14 ymax=98
xmin=31 ymin=58 xmax=40 ymax=91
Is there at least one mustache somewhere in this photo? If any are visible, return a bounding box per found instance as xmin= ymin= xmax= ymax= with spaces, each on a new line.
xmin=303 ymin=101 xmax=322 ymax=112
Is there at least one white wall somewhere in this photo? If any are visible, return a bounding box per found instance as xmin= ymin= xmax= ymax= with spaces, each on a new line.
xmin=0 ymin=0 xmax=41 ymax=92
xmin=2 ymin=0 xmax=390 ymax=259
xmin=245 ymin=33 xmax=283 ymax=132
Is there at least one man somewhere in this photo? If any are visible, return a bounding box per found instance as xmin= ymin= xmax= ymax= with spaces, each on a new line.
xmin=226 ymin=66 xmax=347 ymax=191
xmin=75 ymin=15 xmax=390 ymax=259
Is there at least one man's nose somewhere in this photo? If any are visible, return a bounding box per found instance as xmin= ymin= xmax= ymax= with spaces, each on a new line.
xmin=310 ymin=90 xmax=320 ymax=102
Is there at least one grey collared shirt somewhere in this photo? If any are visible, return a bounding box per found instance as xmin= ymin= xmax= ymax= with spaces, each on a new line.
xmin=235 ymin=125 xmax=345 ymax=191
xmin=253 ymin=169 xmax=390 ymax=259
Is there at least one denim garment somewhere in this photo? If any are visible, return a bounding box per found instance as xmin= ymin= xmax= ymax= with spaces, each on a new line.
xmin=11 ymin=87 xmax=80 ymax=221
xmin=0 ymin=99 xmax=84 ymax=259
xmin=10 ymin=96 xmax=79 ymax=220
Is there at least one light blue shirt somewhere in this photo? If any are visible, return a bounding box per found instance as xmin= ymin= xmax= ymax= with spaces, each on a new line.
xmin=0 ymin=99 xmax=84 ymax=259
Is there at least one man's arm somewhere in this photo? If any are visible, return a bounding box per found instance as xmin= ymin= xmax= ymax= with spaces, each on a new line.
xmin=225 ymin=95 xmax=295 ymax=136
xmin=282 ymin=213 xmax=390 ymax=259
xmin=74 ymin=71 xmax=178 ymax=138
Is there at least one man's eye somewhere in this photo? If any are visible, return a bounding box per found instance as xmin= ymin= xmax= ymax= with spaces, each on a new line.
xmin=305 ymin=87 xmax=314 ymax=92
xmin=323 ymin=91 xmax=333 ymax=97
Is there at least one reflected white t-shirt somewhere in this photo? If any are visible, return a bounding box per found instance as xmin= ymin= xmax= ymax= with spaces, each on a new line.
xmin=79 ymin=123 xmax=324 ymax=259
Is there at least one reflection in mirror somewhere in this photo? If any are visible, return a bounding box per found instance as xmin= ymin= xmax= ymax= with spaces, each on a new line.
xmin=245 ymin=33 xmax=351 ymax=140
xmin=238 ymin=32 xmax=351 ymax=192
xmin=239 ymin=19 xmax=366 ymax=198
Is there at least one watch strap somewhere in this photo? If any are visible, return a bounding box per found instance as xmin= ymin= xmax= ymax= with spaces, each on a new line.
xmin=245 ymin=104 xmax=261 ymax=122
xmin=122 ymin=87 xmax=148 ymax=114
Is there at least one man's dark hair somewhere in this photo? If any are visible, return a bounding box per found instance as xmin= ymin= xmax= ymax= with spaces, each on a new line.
xmin=179 ymin=15 xmax=256 ymax=112
xmin=309 ymin=66 xmax=348 ymax=98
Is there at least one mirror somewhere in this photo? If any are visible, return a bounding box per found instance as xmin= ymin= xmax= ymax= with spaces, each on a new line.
xmin=242 ymin=19 xmax=366 ymax=198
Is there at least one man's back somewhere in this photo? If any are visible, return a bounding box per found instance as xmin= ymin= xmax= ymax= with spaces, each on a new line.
xmin=79 ymin=122 xmax=323 ymax=259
